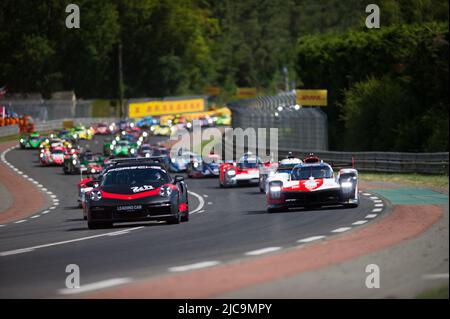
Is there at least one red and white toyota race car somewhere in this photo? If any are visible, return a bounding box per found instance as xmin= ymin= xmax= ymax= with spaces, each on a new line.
xmin=219 ymin=153 xmax=269 ymax=187
xmin=266 ymin=155 xmax=359 ymax=213
xmin=39 ymin=145 xmax=66 ymax=166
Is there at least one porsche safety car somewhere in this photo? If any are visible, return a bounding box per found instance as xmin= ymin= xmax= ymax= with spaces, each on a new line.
xmin=84 ymin=158 xmax=189 ymax=229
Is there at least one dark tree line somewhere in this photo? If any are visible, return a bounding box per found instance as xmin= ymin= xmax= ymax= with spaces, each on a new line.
xmin=0 ymin=0 xmax=448 ymax=151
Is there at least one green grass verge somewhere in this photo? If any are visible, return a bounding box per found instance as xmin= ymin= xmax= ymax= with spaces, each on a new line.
xmin=359 ymin=172 xmax=449 ymax=189
xmin=416 ymin=285 xmax=449 ymax=299
xmin=0 ymin=134 xmax=19 ymax=143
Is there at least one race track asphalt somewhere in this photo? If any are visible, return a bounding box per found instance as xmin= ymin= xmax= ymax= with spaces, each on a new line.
xmin=0 ymin=135 xmax=384 ymax=298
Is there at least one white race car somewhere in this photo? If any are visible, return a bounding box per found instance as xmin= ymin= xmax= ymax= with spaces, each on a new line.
xmin=266 ymin=155 xmax=359 ymax=213
xmin=259 ymin=156 xmax=302 ymax=192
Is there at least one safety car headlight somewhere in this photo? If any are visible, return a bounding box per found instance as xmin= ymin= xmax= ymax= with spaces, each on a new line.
xmin=90 ymin=190 xmax=102 ymax=201
xmin=160 ymin=186 xmax=172 ymax=197
xmin=226 ymin=169 xmax=236 ymax=176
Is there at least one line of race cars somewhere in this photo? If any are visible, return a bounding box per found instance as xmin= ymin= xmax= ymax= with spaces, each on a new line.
xmin=18 ymin=118 xmax=359 ymax=229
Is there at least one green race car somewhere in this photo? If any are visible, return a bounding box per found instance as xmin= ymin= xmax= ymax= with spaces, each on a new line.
xmin=111 ymin=140 xmax=138 ymax=157
xmin=19 ymin=132 xmax=43 ymax=149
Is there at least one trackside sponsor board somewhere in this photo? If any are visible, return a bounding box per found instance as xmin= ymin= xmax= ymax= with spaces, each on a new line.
xmin=128 ymin=98 xmax=205 ymax=118
xmin=296 ymin=89 xmax=328 ymax=106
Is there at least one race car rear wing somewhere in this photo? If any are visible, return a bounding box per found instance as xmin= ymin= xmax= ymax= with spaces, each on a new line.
xmin=108 ymin=156 xmax=166 ymax=165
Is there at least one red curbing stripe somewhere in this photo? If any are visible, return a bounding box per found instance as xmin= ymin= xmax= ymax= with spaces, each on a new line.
xmin=84 ymin=204 xmax=443 ymax=299
xmin=0 ymin=142 xmax=47 ymax=223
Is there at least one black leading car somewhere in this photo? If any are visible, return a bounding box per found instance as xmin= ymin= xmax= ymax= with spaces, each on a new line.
xmin=85 ymin=159 xmax=189 ymax=229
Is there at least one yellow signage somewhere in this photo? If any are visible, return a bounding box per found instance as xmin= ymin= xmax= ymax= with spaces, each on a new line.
xmin=296 ymin=89 xmax=328 ymax=106
xmin=204 ymin=86 xmax=221 ymax=96
xmin=128 ymin=98 xmax=205 ymax=118
xmin=236 ymin=87 xmax=257 ymax=99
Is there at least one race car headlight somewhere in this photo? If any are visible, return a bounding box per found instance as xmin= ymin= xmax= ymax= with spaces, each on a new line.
xmin=90 ymin=168 xmax=96 ymax=174
xmin=72 ymin=159 xmax=77 ymax=165
xmin=73 ymin=134 xmax=78 ymax=139
xmin=269 ymin=185 xmax=282 ymax=192
xmin=193 ymin=162 xmax=199 ymax=168
xmin=45 ymin=139 xmax=49 ymax=143
xmin=90 ymin=190 xmax=102 ymax=201
xmin=143 ymin=132 xmax=148 ymax=137
xmin=40 ymin=153 xmax=45 ymax=158
xmin=341 ymin=181 xmax=353 ymax=188
xmin=186 ymin=122 xmax=192 ymax=129
xmin=268 ymin=182 xmax=283 ymax=199
xmin=160 ymin=186 xmax=172 ymax=197
xmin=171 ymin=158 xmax=176 ymax=163
xmin=20 ymin=138 xmax=24 ymax=143
xmin=110 ymin=145 xmax=114 ymax=150
xmin=226 ymin=169 xmax=236 ymax=176
xmin=115 ymin=136 xmax=120 ymax=141
xmin=109 ymin=125 xmax=114 ymax=131
xmin=145 ymin=153 xmax=151 ymax=158
xmin=130 ymin=148 xmax=136 ymax=154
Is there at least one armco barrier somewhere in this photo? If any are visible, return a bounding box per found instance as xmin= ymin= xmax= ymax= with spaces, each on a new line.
xmin=0 ymin=125 xmax=20 ymax=137
xmin=222 ymin=139 xmax=448 ymax=175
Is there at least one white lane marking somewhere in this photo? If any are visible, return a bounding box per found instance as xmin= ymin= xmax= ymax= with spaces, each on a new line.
xmin=17 ymin=171 xmax=23 ymax=175
xmin=50 ymin=195 xmax=57 ymax=198
xmin=37 ymin=184 xmax=43 ymax=188
xmin=374 ymin=203 xmax=384 ymax=207
xmin=352 ymin=220 xmax=368 ymax=225
xmin=372 ymin=208 xmax=382 ymax=212
xmin=245 ymin=247 xmax=282 ymax=256
xmin=422 ymin=273 xmax=449 ymax=280
xmin=373 ymin=199 xmax=383 ymax=203
xmin=188 ymin=191 xmax=205 ymax=214
xmin=196 ymin=210 xmax=205 ymax=214
xmin=41 ymin=210 xmax=50 ymax=214
xmin=49 ymin=206 xmax=56 ymax=210
xmin=0 ymin=226 xmax=144 ymax=257
xmin=362 ymin=193 xmax=371 ymax=196
xmin=365 ymin=214 xmax=378 ymax=218
xmin=22 ymin=175 xmax=29 ymax=178
xmin=41 ymin=188 xmax=47 ymax=192
xmin=203 ymin=194 xmax=209 ymax=198
xmin=297 ymin=235 xmax=326 ymax=243
xmin=58 ymin=278 xmax=132 ymax=295
xmin=169 ymin=261 xmax=220 ymax=272
xmin=30 ymin=215 xmax=41 ymax=219
xmin=14 ymin=220 xmax=27 ymax=224
xmin=46 ymin=191 xmax=53 ymax=195
xmin=331 ymin=227 xmax=352 ymax=233
xmin=0 ymin=225 xmax=5 ymax=227
xmin=370 ymin=196 xmax=379 ymax=200
xmin=107 ymin=231 xmax=130 ymax=236
xmin=0 ymin=248 xmax=35 ymax=256
xmin=207 ymin=202 xmax=213 ymax=205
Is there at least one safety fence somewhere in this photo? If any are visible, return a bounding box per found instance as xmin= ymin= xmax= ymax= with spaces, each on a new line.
xmin=227 ymin=92 xmax=328 ymax=151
